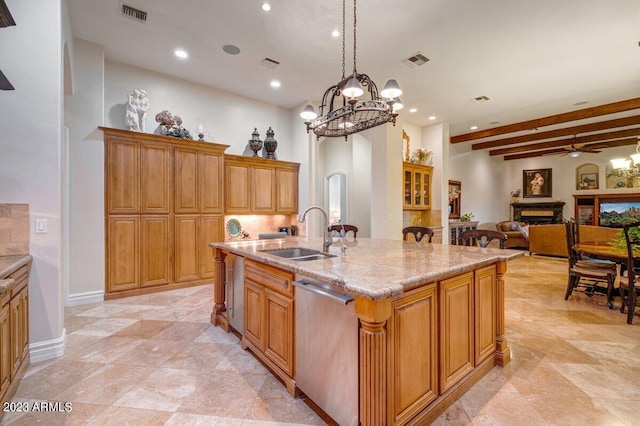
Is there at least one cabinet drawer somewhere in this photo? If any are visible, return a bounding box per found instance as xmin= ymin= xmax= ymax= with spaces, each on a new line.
xmin=245 ymin=259 xmax=294 ymax=297
xmin=8 ymin=264 xmax=29 ymax=299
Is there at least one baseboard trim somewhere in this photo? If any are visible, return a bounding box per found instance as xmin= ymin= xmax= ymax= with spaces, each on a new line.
xmin=66 ymin=290 xmax=104 ymax=307
xmin=29 ymin=328 xmax=66 ymax=363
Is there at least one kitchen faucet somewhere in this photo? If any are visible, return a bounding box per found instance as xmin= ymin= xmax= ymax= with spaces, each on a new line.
xmin=298 ymin=206 xmax=332 ymax=253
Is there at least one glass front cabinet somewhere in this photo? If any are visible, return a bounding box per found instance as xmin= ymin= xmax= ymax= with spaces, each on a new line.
xmin=403 ymin=162 xmax=433 ymax=210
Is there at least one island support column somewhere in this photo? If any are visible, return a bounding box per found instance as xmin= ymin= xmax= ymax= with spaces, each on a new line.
xmin=355 ymin=297 xmax=392 ymax=426
xmin=495 ymin=260 xmax=510 ymax=366
xmin=211 ymin=248 xmax=229 ymax=331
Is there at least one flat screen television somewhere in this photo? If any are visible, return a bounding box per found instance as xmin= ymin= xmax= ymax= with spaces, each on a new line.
xmin=599 ymin=201 xmax=640 ymax=227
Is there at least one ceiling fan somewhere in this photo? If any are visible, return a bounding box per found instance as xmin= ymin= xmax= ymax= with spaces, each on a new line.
xmin=561 ymin=135 xmax=605 ymax=157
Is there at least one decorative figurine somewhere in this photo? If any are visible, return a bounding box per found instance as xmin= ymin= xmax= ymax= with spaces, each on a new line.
xmin=249 ymin=128 xmax=263 ymax=157
xmin=264 ymin=126 xmax=278 ymax=159
xmin=126 ymin=89 xmax=149 ymax=132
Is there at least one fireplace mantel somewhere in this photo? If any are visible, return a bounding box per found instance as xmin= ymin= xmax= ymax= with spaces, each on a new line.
xmin=512 ymin=202 xmax=565 ymax=224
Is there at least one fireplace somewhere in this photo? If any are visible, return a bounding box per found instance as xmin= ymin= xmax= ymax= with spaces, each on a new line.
xmin=512 ymin=202 xmax=565 ymax=224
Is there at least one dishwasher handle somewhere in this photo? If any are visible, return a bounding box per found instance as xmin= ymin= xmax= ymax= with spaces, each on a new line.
xmin=293 ymin=279 xmax=354 ymax=305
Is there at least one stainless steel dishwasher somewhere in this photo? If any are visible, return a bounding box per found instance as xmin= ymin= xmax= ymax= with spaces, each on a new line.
xmin=225 ymin=253 xmax=244 ymax=332
xmin=294 ymin=276 xmax=359 ymax=426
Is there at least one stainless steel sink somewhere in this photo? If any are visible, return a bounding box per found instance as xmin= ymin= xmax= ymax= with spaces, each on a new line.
xmin=260 ymin=248 xmax=336 ymax=261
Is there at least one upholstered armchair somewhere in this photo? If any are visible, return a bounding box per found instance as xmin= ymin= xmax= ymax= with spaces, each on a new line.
xmin=495 ymin=221 xmax=529 ymax=249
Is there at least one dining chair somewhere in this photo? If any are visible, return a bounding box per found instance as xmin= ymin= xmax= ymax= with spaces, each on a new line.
xmin=328 ymin=224 xmax=358 ymax=238
xmin=460 ymin=229 xmax=508 ymax=249
xmin=564 ymin=220 xmax=616 ymax=308
xmin=402 ymin=226 xmax=434 ymax=243
xmin=619 ymin=221 xmax=640 ymax=324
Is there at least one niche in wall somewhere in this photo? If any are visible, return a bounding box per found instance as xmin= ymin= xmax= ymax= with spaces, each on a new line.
xmin=575 ymin=163 xmax=599 ymax=190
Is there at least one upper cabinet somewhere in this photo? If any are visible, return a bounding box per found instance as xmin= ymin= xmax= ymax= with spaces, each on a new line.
xmin=224 ymin=155 xmax=299 ymax=215
xmin=174 ymin=146 xmax=224 ymax=214
xmin=403 ymin=162 xmax=433 ymax=210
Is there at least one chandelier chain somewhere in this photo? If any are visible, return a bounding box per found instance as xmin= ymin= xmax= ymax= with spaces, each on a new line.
xmin=341 ymin=0 xmax=345 ymax=79
xmin=353 ymin=0 xmax=357 ymax=73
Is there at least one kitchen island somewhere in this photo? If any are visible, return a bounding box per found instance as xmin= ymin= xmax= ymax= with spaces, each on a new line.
xmin=209 ymin=237 xmax=522 ymax=426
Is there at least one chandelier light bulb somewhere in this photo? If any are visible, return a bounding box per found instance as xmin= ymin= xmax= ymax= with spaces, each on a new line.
xmin=611 ymin=158 xmax=631 ymax=169
xmin=381 ymin=79 xmax=402 ymax=99
xmin=300 ymin=105 xmax=318 ymax=121
xmin=342 ymin=75 xmax=364 ymax=98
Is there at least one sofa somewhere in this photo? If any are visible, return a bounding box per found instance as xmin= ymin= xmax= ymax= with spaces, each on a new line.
xmin=528 ymin=224 xmax=620 ymax=257
xmin=496 ymin=221 xmax=529 ymax=249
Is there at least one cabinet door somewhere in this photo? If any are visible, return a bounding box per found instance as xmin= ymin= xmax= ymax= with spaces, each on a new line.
xmin=174 ymin=148 xmax=199 ymax=214
xmin=422 ymin=171 xmax=431 ymax=209
xmin=106 ymin=139 xmax=139 ymax=214
xmin=439 ymin=272 xmax=474 ymax=393
xmin=18 ymin=286 xmax=28 ymax=363
xmin=200 ymin=215 xmax=223 ymax=279
xmin=244 ymin=279 xmax=265 ymax=350
xmin=141 ymin=216 xmax=170 ymax=287
xmin=276 ymin=168 xmax=298 ymax=213
xmin=404 ymin=168 xmax=412 ymax=208
xmin=474 ymin=265 xmax=497 ymax=364
xmin=389 ymin=285 xmax=438 ymax=424
xmin=225 ymin=163 xmax=251 ymax=213
xmin=107 ymin=216 xmax=140 ymax=292
xmin=9 ymin=295 xmax=22 ymax=380
xmin=140 ymin=141 xmax=170 ymax=214
xmin=252 ymin=166 xmax=276 ymax=213
xmin=199 ymin=151 xmax=223 ymax=213
xmin=174 ymin=215 xmax=199 ymax=282
xmin=0 ymin=303 xmax=10 ymax=398
xmin=264 ymin=288 xmax=294 ymax=377
xmin=414 ymin=171 xmax=423 ymax=207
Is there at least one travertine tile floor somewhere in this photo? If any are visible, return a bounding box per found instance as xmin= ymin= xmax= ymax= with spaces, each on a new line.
xmin=3 ymin=254 xmax=639 ymax=425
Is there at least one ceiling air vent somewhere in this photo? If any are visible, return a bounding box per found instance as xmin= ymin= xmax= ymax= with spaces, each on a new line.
xmin=121 ymin=4 xmax=148 ymax=22
xmin=402 ymin=52 xmax=430 ymax=68
xmin=259 ymin=58 xmax=280 ymax=69
xmin=472 ymin=95 xmax=491 ymax=102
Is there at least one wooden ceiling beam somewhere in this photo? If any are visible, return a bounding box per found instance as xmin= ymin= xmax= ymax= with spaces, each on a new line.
xmin=472 ymin=115 xmax=640 ymax=150
xmin=502 ymin=138 xmax=639 ymax=161
xmin=489 ymin=128 xmax=640 ymax=156
xmin=451 ymin=97 xmax=640 ymax=143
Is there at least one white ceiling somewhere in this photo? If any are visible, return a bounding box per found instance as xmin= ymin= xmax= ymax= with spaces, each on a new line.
xmin=68 ymin=0 xmax=640 ymax=136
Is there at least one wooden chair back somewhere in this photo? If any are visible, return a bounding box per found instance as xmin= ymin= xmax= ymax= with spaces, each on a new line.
xmin=460 ymin=229 xmax=507 ymax=249
xmin=402 ymin=227 xmax=434 ymax=243
xmin=328 ymin=224 xmax=358 ymax=238
xmin=621 ymin=221 xmax=640 ymax=324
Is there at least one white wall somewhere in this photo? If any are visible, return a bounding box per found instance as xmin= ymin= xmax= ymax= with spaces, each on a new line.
xmin=64 ymin=39 xmax=105 ymax=304
xmin=0 ymin=0 xmax=65 ymax=359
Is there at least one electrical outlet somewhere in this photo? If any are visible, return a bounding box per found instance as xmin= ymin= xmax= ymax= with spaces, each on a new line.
xmin=35 ymin=219 xmax=47 ymax=234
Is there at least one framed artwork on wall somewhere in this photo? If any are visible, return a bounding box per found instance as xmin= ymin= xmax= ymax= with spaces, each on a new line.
xmin=523 ymin=168 xmax=552 ymax=198
xmin=579 ymin=172 xmax=598 ymax=190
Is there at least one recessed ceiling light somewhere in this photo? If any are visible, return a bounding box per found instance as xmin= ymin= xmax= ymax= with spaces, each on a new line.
xmin=470 ymin=125 xmax=478 ymax=130
xmin=428 ymin=116 xmax=436 ymax=120
xmin=223 ymin=44 xmax=241 ymax=55
xmin=174 ymin=49 xmax=188 ymax=59
xmin=332 ymin=30 xmax=340 ymax=38
xmin=270 ymin=80 xmax=281 ymax=88
xmin=409 ymin=108 xmax=417 ymax=113
xmin=262 ymin=3 xmax=271 ymax=11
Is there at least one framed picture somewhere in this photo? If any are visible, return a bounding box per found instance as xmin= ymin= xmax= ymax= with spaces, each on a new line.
xmin=523 ymin=168 xmax=552 ymax=198
xmin=579 ymin=172 xmax=598 ymax=190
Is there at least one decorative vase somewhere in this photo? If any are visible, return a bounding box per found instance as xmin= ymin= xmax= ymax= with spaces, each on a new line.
xmin=512 ymin=197 xmax=520 ymax=204
xmin=249 ymin=128 xmax=263 ymax=157
xmin=264 ymin=126 xmax=278 ymax=159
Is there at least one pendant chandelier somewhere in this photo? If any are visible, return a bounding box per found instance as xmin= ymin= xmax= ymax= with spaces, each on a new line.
xmin=610 ymin=138 xmax=640 ymax=177
xmin=299 ymin=0 xmax=403 ymax=139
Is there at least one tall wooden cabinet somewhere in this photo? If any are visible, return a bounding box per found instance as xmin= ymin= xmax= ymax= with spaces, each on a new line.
xmin=403 ymin=162 xmax=433 ymax=210
xmin=224 ymin=154 xmax=299 ymax=214
xmin=102 ymin=128 xmax=228 ymax=298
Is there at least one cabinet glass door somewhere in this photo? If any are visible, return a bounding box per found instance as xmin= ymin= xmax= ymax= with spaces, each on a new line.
xmin=423 ymin=173 xmax=430 ymax=207
xmin=414 ymin=172 xmax=422 ymax=206
xmin=405 ymin=171 xmax=412 ymax=206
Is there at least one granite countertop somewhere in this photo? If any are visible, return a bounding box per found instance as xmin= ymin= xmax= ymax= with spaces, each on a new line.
xmin=209 ymin=237 xmax=523 ymax=300
xmin=0 ymin=254 xmax=32 ymax=296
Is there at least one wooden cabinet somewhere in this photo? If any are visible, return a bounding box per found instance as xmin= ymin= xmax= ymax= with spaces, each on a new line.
xmin=224 ymin=154 xmax=299 ymax=215
xmin=439 ymin=272 xmax=474 ymax=393
xmin=242 ymin=259 xmax=296 ymax=395
xmin=474 ymin=265 xmax=497 ymax=364
xmin=403 ymin=162 xmax=432 ymax=210
xmin=388 ymin=284 xmax=438 ymax=425
xmin=103 ymin=127 xmax=227 ymax=298
xmin=1 ymin=259 xmax=31 ymax=411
